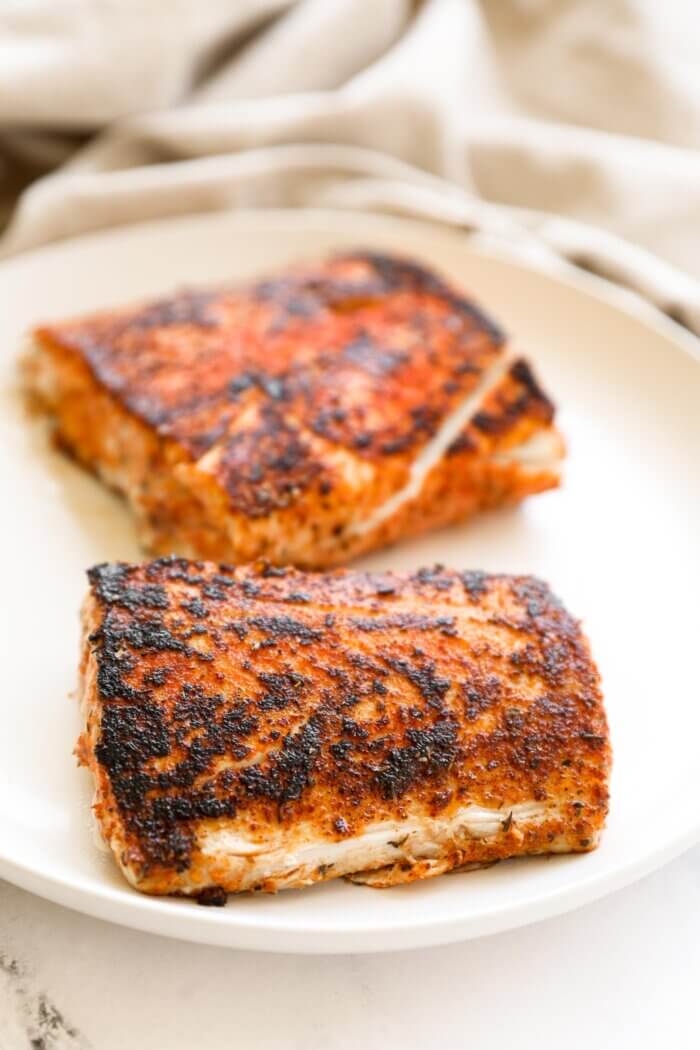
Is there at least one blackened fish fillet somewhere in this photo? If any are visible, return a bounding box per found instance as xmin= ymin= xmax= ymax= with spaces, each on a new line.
xmin=26 ymin=253 xmax=563 ymax=568
xmin=78 ymin=558 xmax=610 ymax=898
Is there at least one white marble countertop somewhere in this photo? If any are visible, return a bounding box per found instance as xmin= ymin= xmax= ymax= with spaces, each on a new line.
xmin=1 ymin=845 xmax=698 ymax=1049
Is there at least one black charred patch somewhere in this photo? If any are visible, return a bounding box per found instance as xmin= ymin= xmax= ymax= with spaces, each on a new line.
xmin=284 ymin=297 xmax=318 ymax=317
xmin=212 ymin=573 xmax=236 ymax=587
xmin=284 ymin=591 xmax=312 ymax=604
xmin=219 ymin=703 xmax=259 ymax=744
xmin=510 ymin=642 xmax=535 ymax=671
xmin=503 ymin=707 xmax=526 ymax=735
xmin=92 ymin=606 xmax=211 ymax=702
xmin=228 ymin=370 xmax=287 ymax=401
xmin=472 ymin=410 xmax=503 ymax=434
xmin=228 ymin=371 xmax=258 ymax=398
xmin=580 ymin=730 xmax=607 ymax=748
xmin=341 ymin=717 xmax=368 ymax=740
xmin=90 ymin=611 xmax=142 ymax=701
xmin=461 ymin=570 xmax=489 ymax=599
xmin=380 ymin=434 xmax=416 ymax=455
xmin=202 ymin=583 xmax=228 ymax=601
xmin=243 ymin=614 xmax=323 ymax=645
xmin=120 ymin=618 xmax=194 ymax=655
xmin=542 ymin=641 xmax=571 ymax=683
xmin=260 ymin=375 xmax=284 ymax=399
xmin=151 ymin=792 xmax=236 ymax=823
xmin=462 ymin=673 xmax=503 ymax=721
xmin=347 ymin=652 xmax=390 ymax=678
xmin=414 ymin=566 xmax=452 ymax=590
xmin=259 ymin=563 xmax=289 ymax=578
xmin=384 ymin=656 xmax=451 ymax=710
xmin=129 ymin=290 xmax=218 ymax=329
xmin=240 ymin=715 xmax=325 ymax=806
xmin=225 ymin=620 xmax=249 ymax=640
xmin=348 ymin=613 xmax=456 ymax=635
xmin=374 ymin=718 xmax=458 ymax=800
xmin=197 ymin=886 xmax=228 ymax=906
xmin=379 ymin=406 xmax=439 ymax=455
xmin=275 ymin=717 xmax=325 ymax=803
xmin=256 ymin=671 xmax=307 ymax=711
xmin=346 ymin=252 xmax=505 ymax=342
xmin=253 ymin=279 xmax=320 ymax=320
xmin=154 ymin=736 xmax=225 ymax=792
xmin=172 ymin=682 xmax=223 ymax=723
xmin=93 ymin=675 xmax=262 ymax=871
xmin=132 ymin=814 xmax=194 ymax=873
xmin=94 ymin=650 xmax=142 ymax=701
xmin=310 ymin=407 xmax=348 ymax=441
xmin=447 ymin=430 xmax=477 ymax=456
xmin=512 ymin=576 xmax=559 ymax=619
xmin=145 ymin=554 xmax=191 ymax=575
xmin=217 ymin=404 xmax=319 ymax=517
xmin=88 ymin=563 xmax=169 ymax=612
xmin=341 ymin=336 xmax=408 ymax=378
xmin=143 ymin=667 xmax=170 ymax=687
xmin=95 ymin=702 xmax=170 ymax=783
xmin=509 ymin=359 xmax=555 ymax=419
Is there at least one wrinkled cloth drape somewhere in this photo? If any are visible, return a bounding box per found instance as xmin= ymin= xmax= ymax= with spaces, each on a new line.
xmin=2 ymin=0 xmax=700 ymax=332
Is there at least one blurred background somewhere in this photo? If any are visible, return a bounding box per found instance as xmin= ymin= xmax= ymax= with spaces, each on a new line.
xmin=2 ymin=0 xmax=700 ymax=329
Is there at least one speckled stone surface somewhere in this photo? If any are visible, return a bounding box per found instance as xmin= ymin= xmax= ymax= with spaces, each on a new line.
xmin=1 ymin=846 xmax=699 ymax=1049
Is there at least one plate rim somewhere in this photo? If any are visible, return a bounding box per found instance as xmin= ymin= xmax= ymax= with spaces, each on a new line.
xmin=2 ymin=206 xmax=699 ymax=953
xmin=1 ymin=821 xmax=699 ymax=954
xmin=5 ymin=205 xmax=698 ymax=360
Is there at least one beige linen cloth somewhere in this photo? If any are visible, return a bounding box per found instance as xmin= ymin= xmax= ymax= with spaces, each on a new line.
xmin=2 ymin=0 xmax=700 ymax=332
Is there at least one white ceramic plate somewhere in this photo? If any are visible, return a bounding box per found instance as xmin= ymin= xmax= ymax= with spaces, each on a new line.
xmin=2 ymin=210 xmax=699 ymax=954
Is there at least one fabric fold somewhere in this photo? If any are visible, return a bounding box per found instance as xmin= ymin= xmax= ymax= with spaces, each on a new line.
xmin=2 ymin=0 xmax=699 ymax=335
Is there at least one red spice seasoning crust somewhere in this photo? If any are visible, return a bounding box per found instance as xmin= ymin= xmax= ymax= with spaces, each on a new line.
xmin=26 ymin=252 xmax=563 ymax=568
xmin=78 ymin=558 xmax=610 ymax=899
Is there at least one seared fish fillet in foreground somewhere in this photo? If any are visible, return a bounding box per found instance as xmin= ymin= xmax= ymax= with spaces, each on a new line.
xmin=27 ymin=253 xmax=563 ymax=569
xmin=78 ymin=558 xmax=610 ymax=899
